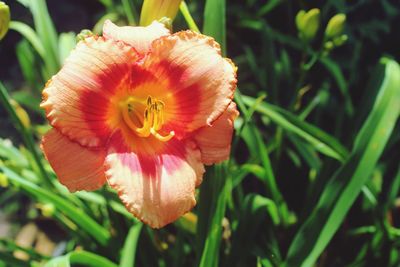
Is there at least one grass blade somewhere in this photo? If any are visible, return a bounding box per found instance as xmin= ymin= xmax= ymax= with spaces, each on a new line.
xmin=28 ymin=0 xmax=60 ymax=76
xmin=235 ymin=90 xmax=290 ymax=224
xmin=15 ymin=40 xmax=41 ymax=90
xmin=0 ymin=82 xmax=52 ymax=188
xmin=9 ymin=21 xmax=45 ymax=59
xmin=228 ymin=194 xmax=280 ymax=266
xmin=284 ymin=57 xmax=400 ymax=267
xmin=45 ymin=251 xmax=117 ymax=267
xmin=121 ymin=0 xmax=137 ymax=25
xmin=242 ymin=95 xmax=349 ymax=161
xmin=1 ymin=166 xmax=111 ymax=246
xmin=320 ymin=57 xmax=354 ymax=116
xmin=197 ymin=164 xmax=229 ymax=267
xmin=203 ymin=0 xmax=225 ymax=54
xmin=179 ymin=1 xmax=200 ymax=33
xmin=58 ymin=32 xmax=76 ymax=64
xmin=119 ymin=223 xmax=143 ymax=267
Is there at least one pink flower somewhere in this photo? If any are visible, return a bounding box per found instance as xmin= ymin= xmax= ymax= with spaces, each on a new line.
xmin=40 ymin=20 xmax=238 ymax=228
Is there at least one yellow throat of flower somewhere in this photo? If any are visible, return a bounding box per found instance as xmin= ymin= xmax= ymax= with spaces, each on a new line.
xmin=121 ymin=96 xmax=175 ymax=142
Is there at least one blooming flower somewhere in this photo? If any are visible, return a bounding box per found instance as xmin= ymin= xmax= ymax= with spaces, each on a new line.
xmin=40 ymin=20 xmax=238 ymax=228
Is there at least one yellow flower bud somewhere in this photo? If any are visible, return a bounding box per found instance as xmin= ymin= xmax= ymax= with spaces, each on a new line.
xmin=140 ymin=0 xmax=182 ymax=26
xmin=295 ymin=10 xmax=306 ymax=30
xmin=40 ymin=203 xmax=55 ymax=217
xmin=324 ymin=40 xmax=334 ymax=51
xmin=10 ymin=99 xmax=31 ymax=129
xmin=296 ymin=8 xmax=320 ymax=42
xmin=0 ymin=1 xmax=10 ymax=40
xmin=0 ymin=173 xmax=8 ymax=188
xmin=325 ymin=14 xmax=346 ymax=40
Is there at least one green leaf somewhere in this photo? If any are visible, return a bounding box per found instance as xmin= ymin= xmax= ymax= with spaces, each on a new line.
xmin=180 ymin=1 xmax=200 ymax=33
xmin=319 ymin=57 xmax=354 ymax=115
xmin=9 ymin=21 xmax=45 ymax=59
xmin=28 ymin=0 xmax=60 ymax=76
xmin=15 ymin=40 xmax=40 ymax=90
xmin=0 ymin=138 xmax=29 ymax=168
xmin=45 ymin=251 xmax=117 ymax=267
xmin=58 ymin=32 xmax=76 ymax=64
xmin=119 ymin=223 xmax=143 ymax=267
xmin=383 ymin=166 xmax=400 ymax=212
xmin=228 ymin=194 xmax=280 ymax=266
xmin=121 ymin=0 xmax=138 ymax=25
xmin=0 ymin=238 xmax=49 ymax=261
xmin=242 ymin=95 xmax=349 ymax=162
xmin=284 ymin=58 xmax=400 ymax=267
xmin=0 ymin=82 xmax=52 ymax=188
xmin=203 ymin=0 xmax=226 ymax=54
xmin=287 ymin=133 xmax=322 ymax=170
xmin=1 ymin=166 xmax=111 ymax=245
xmin=196 ymin=164 xmax=229 ymax=267
xmin=0 ymin=252 xmax=29 ymax=267
xmin=235 ymin=90 xmax=289 ymax=224
xmin=257 ymin=0 xmax=284 ymax=16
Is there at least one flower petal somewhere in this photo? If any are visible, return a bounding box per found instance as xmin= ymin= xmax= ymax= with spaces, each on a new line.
xmin=103 ymin=19 xmax=170 ymax=54
xmin=105 ymin=131 xmax=205 ymax=228
xmin=41 ymin=36 xmax=140 ymax=147
xmin=194 ymin=102 xmax=239 ymax=165
xmin=41 ymin=129 xmax=106 ymax=192
xmin=141 ymin=31 xmax=237 ymax=139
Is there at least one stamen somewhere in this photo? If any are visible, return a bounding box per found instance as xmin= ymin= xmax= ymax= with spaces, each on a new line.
xmin=150 ymin=128 xmax=175 ymax=142
xmin=135 ymin=109 xmax=152 ymax=137
xmin=120 ymin=95 xmax=173 ymax=142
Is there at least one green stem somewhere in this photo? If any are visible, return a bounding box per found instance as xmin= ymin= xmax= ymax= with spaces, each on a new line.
xmin=291 ymin=50 xmax=322 ymax=110
xmin=0 ymin=82 xmax=53 ymax=189
xmin=179 ymin=1 xmax=200 ymax=33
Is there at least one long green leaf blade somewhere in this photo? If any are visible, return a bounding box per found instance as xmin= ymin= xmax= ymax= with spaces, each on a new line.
xmin=284 ymin=58 xmax=400 ymax=267
xmin=203 ymin=0 xmax=226 ymax=54
xmin=242 ymin=95 xmax=349 ymax=161
xmin=28 ymin=0 xmax=59 ymax=76
xmin=119 ymin=223 xmax=143 ymax=267
xmin=1 ymin=166 xmax=111 ymax=245
xmin=45 ymin=251 xmax=117 ymax=267
xmin=197 ymin=165 xmax=229 ymax=267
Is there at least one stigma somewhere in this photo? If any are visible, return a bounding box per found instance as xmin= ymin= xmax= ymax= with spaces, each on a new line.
xmin=121 ymin=96 xmax=175 ymax=142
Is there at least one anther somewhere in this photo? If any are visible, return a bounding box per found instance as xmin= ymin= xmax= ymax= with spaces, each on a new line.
xmin=120 ymin=95 xmax=173 ymax=142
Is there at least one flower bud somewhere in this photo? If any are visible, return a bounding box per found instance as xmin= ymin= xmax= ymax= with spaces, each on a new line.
xmin=296 ymin=8 xmax=320 ymax=42
xmin=140 ymin=0 xmax=182 ymax=26
xmin=40 ymin=203 xmax=55 ymax=217
xmin=10 ymin=99 xmax=31 ymax=129
xmin=324 ymin=41 xmax=334 ymax=51
xmin=325 ymin=14 xmax=346 ymax=40
xmin=0 ymin=173 xmax=8 ymax=188
xmin=0 ymin=1 xmax=10 ymax=40
xmin=332 ymin=34 xmax=348 ymax=47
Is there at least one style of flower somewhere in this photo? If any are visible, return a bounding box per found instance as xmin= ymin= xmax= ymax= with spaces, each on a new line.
xmin=40 ymin=20 xmax=238 ymax=228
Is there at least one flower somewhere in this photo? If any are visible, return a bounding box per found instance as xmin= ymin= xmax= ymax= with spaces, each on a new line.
xmin=40 ymin=20 xmax=238 ymax=228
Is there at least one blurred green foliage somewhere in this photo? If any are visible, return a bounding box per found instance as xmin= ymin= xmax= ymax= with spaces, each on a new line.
xmin=0 ymin=0 xmax=400 ymax=266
